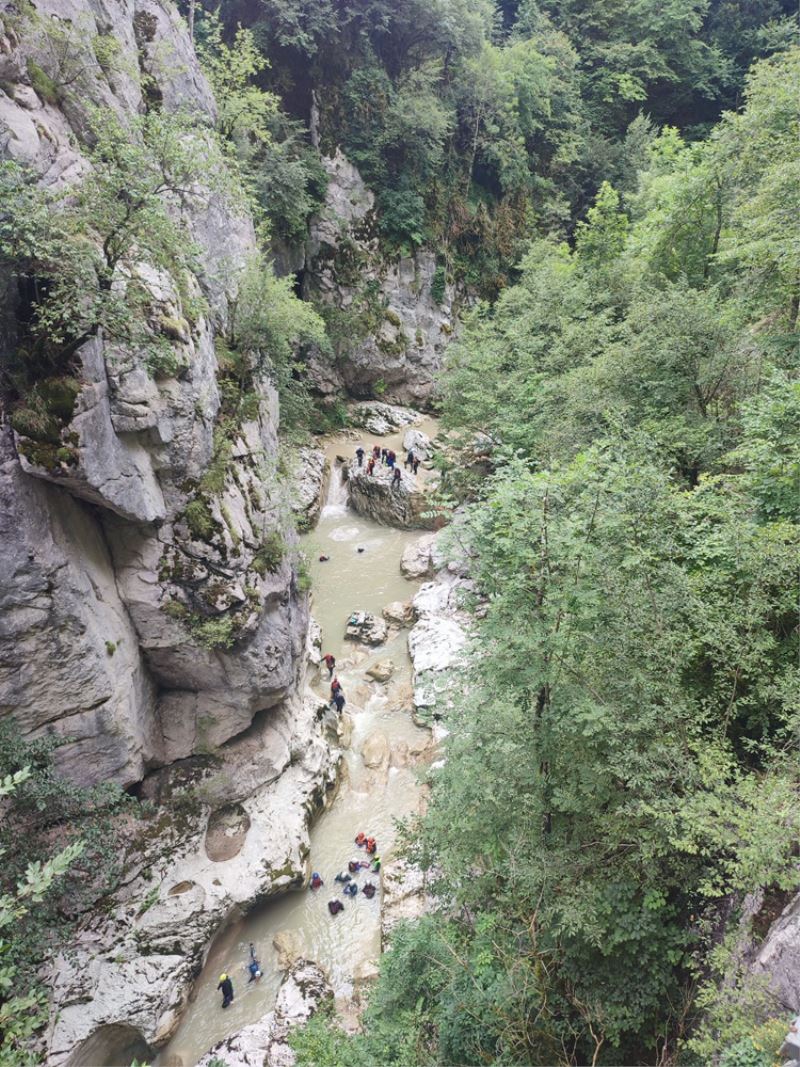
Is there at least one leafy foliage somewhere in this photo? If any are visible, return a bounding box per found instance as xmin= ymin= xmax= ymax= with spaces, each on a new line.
xmin=293 ymin=45 xmax=800 ymax=1067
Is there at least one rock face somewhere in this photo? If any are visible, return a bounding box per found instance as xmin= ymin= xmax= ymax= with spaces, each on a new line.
xmin=407 ymin=535 xmax=474 ymax=718
xmin=304 ymin=152 xmax=460 ymax=407
xmin=346 ymin=458 xmax=439 ymax=529
xmin=291 ymin=447 xmax=328 ymax=531
xmin=196 ymin=959 xmax=332 ymax=1067
xmin=752 ymin=892 xmax=800 ymax=1012
xmin=0 ymin=0 xmax=309 ymax=786
xmin=381 ymin=859 xmax=434 ymax=945
xmin=48 ymin=687 xmax=342 ymax=1065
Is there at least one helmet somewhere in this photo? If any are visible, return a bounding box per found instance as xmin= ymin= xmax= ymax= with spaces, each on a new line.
xmin=219 ymin=973 xmax=227 ymax=982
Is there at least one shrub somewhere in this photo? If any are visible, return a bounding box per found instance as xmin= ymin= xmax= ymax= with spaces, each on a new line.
xmin=26 ymin=59 xmax=59 ymax=105
xmin=190 ymin=615 xmax=236 ymax=650
xmin=253 ymin=530 xmax=286 ymax=575
xmin=184 ymin=499 xmax=216 ymax=540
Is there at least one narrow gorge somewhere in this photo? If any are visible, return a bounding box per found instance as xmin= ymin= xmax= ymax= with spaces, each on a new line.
xmin=1 ymin=0 xmax=799 ymax=1065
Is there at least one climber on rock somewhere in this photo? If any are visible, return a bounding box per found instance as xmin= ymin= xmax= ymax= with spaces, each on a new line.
xmin=323 ymin=652 xmax=335 ymax=679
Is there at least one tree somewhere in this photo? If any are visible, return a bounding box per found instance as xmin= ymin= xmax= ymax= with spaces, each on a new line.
xmin=0 ymin=768 xmax=83 ymax=1067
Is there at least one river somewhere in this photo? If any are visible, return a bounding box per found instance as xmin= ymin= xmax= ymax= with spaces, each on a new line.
xmin=157 ymin=419 xmax=438 ymax=1066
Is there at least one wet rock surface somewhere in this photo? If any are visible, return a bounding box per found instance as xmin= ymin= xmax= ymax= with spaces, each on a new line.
xmin=345 ymin=611 xmax=388 ymax=646
xmin=196 ymin=959 xmax=332 ymax=1067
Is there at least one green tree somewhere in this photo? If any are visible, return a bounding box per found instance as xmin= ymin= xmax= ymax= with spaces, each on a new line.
xmin=0 ymin=767 xmax=83 ymax=1067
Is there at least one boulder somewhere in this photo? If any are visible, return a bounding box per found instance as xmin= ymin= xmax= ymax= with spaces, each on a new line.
xmin=346 ymin=460 xmax=439 ymax=529
xmin=350 ymin=402 xmax=422 ymax=435
xmin=400 ymin=533 xmax=438 ymax=579
xmin=366 ymin=660 xmax=395 ymax=682
xmin=345 ymin=611 xmax=388 ymax=646
xmin=361 ymin=731 xmax=390 ymax=769
xmin=402 ymin=428 xmax=432 ymax=461
xmin=382 ymin=600 xmax=416 ymax=625
xmin=273 ymin=930 xmax=303 ymax=971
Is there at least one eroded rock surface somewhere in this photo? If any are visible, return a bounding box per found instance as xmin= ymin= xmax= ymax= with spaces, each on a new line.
xmin=47 ymin=688 xmax=342 ymax=1064
xmin=196 ymin=959 xmax=332 ymax=1067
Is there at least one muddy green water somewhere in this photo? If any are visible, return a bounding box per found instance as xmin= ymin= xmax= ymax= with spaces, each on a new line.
xmin=157 ymin=422 xmax=437 ymax=1066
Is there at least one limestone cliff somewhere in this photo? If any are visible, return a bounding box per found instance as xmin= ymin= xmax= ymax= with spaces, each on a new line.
xmin=302 ymin=150 xmax=460 ymax=407
xmin=0 ymin=0 xmax=308 ymax=785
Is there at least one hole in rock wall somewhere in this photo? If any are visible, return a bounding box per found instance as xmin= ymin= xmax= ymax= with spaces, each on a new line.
xmin=65 ymin=1023 xmax=152 ymax=1067
xmin=204 ymin=802 xmax=251 ymax=862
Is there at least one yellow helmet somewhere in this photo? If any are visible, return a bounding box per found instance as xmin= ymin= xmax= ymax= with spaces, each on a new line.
xmin=219 ymin=973 xmax=227 ymax=982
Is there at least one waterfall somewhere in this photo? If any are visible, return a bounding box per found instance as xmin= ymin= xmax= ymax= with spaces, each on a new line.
xmin=321 ymin=461 xmax=349 ymax=518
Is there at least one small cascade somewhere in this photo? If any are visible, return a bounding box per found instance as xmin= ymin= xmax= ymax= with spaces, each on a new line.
xmin=321 ymin=460 xmax=348 ymax=518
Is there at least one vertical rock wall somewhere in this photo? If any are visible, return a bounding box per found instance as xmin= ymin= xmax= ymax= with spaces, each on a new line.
xmin=0 ymin=0 xmax=307 ymax=786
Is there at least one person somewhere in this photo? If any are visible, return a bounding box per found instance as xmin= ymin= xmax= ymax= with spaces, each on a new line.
xmin=366 ymin=837 xmax=377 ymax=854
xmin=333 ymin=690 xmax=346 ymax=713
xmin=218 ymin=973 xmax=234 ymax=1009
xmin=328 ymin=899 xmax=344 ymax=915
xmin=381 ymin=448 xmax=388 ymax=465
xmin=373 ymin=445 xmax=381 ymax=460
xmin=319 ymin=554 xmax=330 ymax=562
xmin=362 ymin=882 xmax=376 ymax=899
xmin=355 ymin=446 xmax=365 ymax=467
xmin=344 ymin=882 xmax=358 ymax=897
xmin=330 ymin=676 xmax=341 ymax=698
xmin=334 ymin=871 xmax=352 ymax=883
xmin=323 ymin=653 xmax=335 ymax=679
xmin=355 ymin=832 xmax=366 ymax=846
xmin=310 ymin=872 xmax=323 ymax=890
xmin=348 ymin=860 xmax=359 ymax=873
xmin=412 ymin=456 xmax=421 ymax=475
xmin=386 ymin=450 xmax=396 ymax=469
xmin=367 ymin=457 xmax=375 ymax=476
xmin=371 ymin=855 xmax=382 ymax=873
xmin=248 ymin=958 xmax=262 ymax=982
xmin=405 ymin=449 xmax=414 ymax=470
xmin=392 ymin=467 xmax=402 ymax=490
